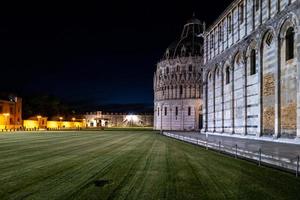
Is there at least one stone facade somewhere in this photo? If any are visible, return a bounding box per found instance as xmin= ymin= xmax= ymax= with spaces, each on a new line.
xmin=153 ymin=17 xmax=205 ymax=131
xmin=85 ymin=111 xmax=153 ymax=128
xmin=202 ymin=0 xmax=300 ymax=139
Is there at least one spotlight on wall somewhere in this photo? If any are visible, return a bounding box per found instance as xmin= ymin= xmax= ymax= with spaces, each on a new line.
xmin=125 ymin=115 xmax=139 ymax=123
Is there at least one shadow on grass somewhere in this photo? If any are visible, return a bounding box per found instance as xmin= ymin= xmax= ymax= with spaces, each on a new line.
xmin=94 ymin=179 xmax=111 ymax=187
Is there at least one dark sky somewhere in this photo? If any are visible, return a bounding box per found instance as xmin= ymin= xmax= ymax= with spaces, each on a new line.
xmin=0 ymin=1 xmax=232 ymax=108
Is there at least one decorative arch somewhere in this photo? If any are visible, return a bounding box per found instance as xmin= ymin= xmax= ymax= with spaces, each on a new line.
xmin=277 ymin=14 xmax=298 ymax=138
xmin=245 ymin=40 xmax=258 ymax=76
xmin=259 ymin=26 xmax=276 ymax=50
xmin=278 ymin=12 xmax=299 ymax=39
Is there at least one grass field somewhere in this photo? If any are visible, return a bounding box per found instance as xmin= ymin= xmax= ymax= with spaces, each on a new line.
xmin=0 ymin=130 xmax=299 ymax=200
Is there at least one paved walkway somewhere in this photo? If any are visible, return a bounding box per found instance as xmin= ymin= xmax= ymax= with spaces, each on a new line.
xmin=166 ymin=132 xmax=300 ymax=160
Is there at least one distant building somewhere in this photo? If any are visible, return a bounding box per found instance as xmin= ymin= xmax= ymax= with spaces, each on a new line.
xmin=153 ymin=17 xmax=205 ymax=131
xmin=85 ymin=111 xmax=153 ymax=128
xmin=23 ymin=116 xmax=85 ymax=130
xmin=0 ymin=97 xmax=22 ymax=130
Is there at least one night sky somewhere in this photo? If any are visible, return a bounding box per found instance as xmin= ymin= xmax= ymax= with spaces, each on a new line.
xmin=0 ymin=1 xmax=232 ymax=109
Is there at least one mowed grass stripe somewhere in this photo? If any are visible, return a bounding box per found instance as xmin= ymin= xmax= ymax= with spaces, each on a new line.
xmin=0 ymin=132 xmax=119 ymax=153
xmin=0 ymin=132 xmax=137 ymax=183
xmin=1 ymin=131 xmax=300 ymax=200
xmin=0 ymin=132 xmax=125 ymax=164
xmin=168 ymin=137 xmax=300 ymax=200
xmin=0 ymin=133 xmax=123 ymax=175
xmin=69 ymin=133 xmax=157 ymax=200
xmin=105 ymin=136 xmax=157 ymax=200
xmin=128 ymin=138 xmax=170 ymax=200
xmin=10 ymin=132 xmax=152 ymax=199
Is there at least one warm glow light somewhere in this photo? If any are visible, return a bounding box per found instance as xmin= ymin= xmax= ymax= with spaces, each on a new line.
xmin=3 ymin=113 xmax=10 ymax=117
xmin=72 ymin=117 xmax=76 ymax=121
xmin=125 ymin=115 xmax=139 ymax=122
xmin=37 ymin=115 xmax=42 ymax=119
xmin=59 ymin=117 xmax=63 ymax=120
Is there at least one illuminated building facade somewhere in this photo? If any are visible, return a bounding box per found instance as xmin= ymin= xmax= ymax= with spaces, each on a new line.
xmin=0 ymin=97 xmax=22 ymax=130
xmin=202 ymin=0 xmax=300 ymax=140
xmin=153 ymin=17 xmax=205 ymax=131
xmin=85 ymin=111 xmax=153 ymax=128
xmin=23 ymin=116 xmax=85 ymax=129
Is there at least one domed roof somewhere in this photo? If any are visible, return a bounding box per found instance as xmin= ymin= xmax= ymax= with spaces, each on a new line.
xmin=164 ymin=16 xmax=205 ymax=59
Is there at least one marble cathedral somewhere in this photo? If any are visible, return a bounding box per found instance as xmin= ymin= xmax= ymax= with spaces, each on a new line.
xmin=154 ymin=0 xmax=300 ymax=141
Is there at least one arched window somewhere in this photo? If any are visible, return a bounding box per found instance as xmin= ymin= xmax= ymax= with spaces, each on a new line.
xmin=225 ymin=67 xmax=230 ymax=84
xmin=180 ymin=85 xmax=183 ymax=95
xmin=250 ymin=49 xmax=256 ymax=75
xmin=286 ymin=27 xmax=294 ymax=61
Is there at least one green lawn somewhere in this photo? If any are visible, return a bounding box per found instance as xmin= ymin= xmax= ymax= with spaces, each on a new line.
xmin=0 ymin=131 xmax=299 ymax=200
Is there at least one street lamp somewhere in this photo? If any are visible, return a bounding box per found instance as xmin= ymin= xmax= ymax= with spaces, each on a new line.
xmin=72 ymin=117 xmax=76 ymax=128
xmin=59 ymin=117 xmax=63 ymax=129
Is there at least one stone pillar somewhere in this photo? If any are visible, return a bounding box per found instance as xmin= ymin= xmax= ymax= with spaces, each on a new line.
xmin=257 ymin=46 xmax=263 ymax=137
xmin=221 ymin=70 xmax=224 ymax=133
xmin=170 ymin=107 xmax=172 ymax=131
xmin=274 ymin=38 xmax=281 ymax=139
xmin=181 ymin=100 xmax=184 ymax=130
xmin=213 ymin=73 xmax=216 ymax=132
xmin=160 ymin=105 xmax=163 ymax=132
xmin=231 ymin=65 xmax=235 ymax=134
xmin=296 ymin=26 xmax=300 ymax=138
xmin=243 ymin=57 xmax=248 ymax=136
xmin=203 ymin=82 xmax=208 ymax=132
